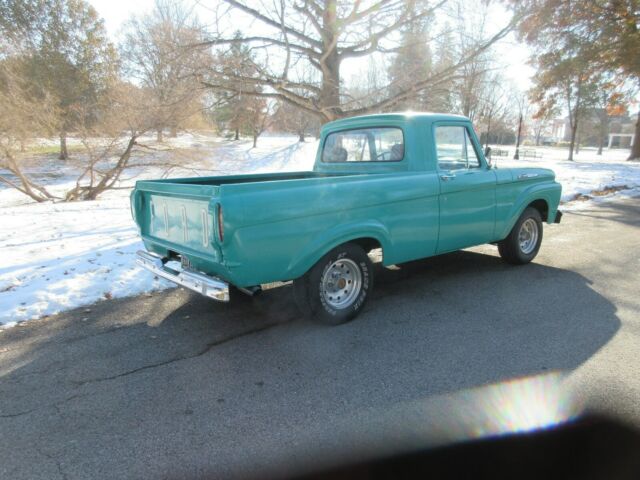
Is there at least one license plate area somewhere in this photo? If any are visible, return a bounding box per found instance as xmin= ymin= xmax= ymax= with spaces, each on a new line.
xmin=180 ymin=254 xmax=192 ymax=270
xmin=165 ymin=251 xmax=192 ymax=272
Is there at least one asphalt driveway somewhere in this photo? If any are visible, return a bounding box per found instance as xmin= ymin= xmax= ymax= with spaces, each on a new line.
xmin=1 ymin=197 xmax=639 ymax=479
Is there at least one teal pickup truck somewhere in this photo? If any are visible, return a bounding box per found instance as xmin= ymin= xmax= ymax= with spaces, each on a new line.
xmin=131 ymin=113 xmax=562 ymax=325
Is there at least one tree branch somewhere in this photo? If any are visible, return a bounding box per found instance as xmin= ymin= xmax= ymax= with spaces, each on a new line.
xmin=221 ymin=0 xmax=321 ymax=47
xmin=339 ymin=1 xmax=446 ymax=58
xmin=201 ymin=36 xmax=319 ymax=57
xmin=344 ymin=17 xmax=518 ymax=116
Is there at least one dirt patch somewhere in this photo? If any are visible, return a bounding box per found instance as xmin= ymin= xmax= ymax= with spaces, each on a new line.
xmin=564 ymin=185 xmax=631 ymax=204
xmin=591 ymin=185 xmax=630 ymax=196
xmin=566 ymin=193 xmax=593 ymax=202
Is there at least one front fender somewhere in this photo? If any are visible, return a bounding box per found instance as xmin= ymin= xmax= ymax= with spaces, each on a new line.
xmin=286 ymin=220 xmax=392 ymax=280
xmin=498 ymin=182 xmax=562 ymax=239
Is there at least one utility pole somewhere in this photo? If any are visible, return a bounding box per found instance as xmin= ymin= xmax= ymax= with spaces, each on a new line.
xmin=514 ymin=111 xmax=523 ymax=160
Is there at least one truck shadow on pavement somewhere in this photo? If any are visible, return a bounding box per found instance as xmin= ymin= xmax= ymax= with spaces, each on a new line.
xmin=1 ymin=248 xmax=619 ymax=415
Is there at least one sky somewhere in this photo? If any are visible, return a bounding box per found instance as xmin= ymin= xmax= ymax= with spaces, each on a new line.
xmin=88 ymin=0 xmax=536 ymax=93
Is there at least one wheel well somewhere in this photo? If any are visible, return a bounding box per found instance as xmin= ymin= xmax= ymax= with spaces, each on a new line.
xmin=528 ymin=199 xmax=549 ymax=221
xmin=349 ymin=237 xmax=382 ymax=255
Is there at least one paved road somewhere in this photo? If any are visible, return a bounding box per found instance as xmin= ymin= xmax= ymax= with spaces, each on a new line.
xmin=1 ymin=198 xmax=640 ymax=479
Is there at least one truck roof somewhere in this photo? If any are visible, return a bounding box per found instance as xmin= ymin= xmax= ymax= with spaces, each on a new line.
xmin=322 ymin=112 xmax=469 ymax=134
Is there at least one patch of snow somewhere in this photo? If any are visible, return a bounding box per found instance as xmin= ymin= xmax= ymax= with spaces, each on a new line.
xmin=492 ymin=146 xmax=640 ymax=208
xmin=0 ymin=197 xmax=171 ymax=326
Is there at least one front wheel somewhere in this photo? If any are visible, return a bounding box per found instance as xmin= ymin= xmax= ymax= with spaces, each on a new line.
xmin=498 ymin=207 xmax=543 ymax=265
xmin=293 ymin=243 xmax=373 ymax=325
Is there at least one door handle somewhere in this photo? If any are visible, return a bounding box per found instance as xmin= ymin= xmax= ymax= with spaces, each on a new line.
xmin=440 ymin=173 xmax=456 ymax=181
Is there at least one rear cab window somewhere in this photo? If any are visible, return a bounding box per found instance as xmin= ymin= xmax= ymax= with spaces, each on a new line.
xmin=322 ymin=127 xmax=404 ymax=163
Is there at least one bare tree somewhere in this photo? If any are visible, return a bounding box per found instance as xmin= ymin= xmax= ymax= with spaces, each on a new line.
xmin=531 ymin=106 xmax=557 ymax=146
xmin=272 ymin=100 xmax=319 ymax=142
xmin=212 ymin=31 xmax=262 ymax=140
xmin=513 ymin=93 xmax=530 ymax=159
xmin=447 ymin=0 xmax=495 ymax=121
xmin=202 ymin=0 xmax=518 ymax=123
xmin=246 ymin=97 xmax=273 ymax=148
xmin=0 ymin=73 xmax=166 ymax=202
xmin=120 ymin=0 xmax=211 ymax=141
xmin=0 ymin=55 xmax=59 ymax=202
xmin=63 ymin=83 xmax=158 ymax=201
xmin=475 ymin=75 xmax=515 ymax=149
xmin=386 ymin=17 xmax=433 ymax=111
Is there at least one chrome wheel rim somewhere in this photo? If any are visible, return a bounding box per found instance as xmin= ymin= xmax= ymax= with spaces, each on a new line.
xmin=519 ymin=218 xmax=539 ymax=254
xmin=321 ymin=258 xmax=362 ymax=309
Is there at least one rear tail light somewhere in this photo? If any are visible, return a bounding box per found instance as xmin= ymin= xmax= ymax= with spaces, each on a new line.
xmin=217 ymin=203 xmax=224 ymax=242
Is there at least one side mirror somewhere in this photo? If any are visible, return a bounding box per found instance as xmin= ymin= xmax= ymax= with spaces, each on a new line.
xmin=484 ymin=146 xmax=493 ymax=167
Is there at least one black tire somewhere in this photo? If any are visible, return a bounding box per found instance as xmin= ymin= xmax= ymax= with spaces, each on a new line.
xmin=293 ymin=243 xmax=373 ymax=325
xmin=498 ymin=206 xmax=543 ymax=265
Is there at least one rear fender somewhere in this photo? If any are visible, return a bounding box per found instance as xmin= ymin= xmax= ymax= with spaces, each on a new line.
xmin=287 ymin=221 xmax=392 ymax=280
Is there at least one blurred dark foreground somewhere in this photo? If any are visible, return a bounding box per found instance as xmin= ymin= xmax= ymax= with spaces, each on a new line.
xmin=290 ymin=414 xmax=640 ymax=480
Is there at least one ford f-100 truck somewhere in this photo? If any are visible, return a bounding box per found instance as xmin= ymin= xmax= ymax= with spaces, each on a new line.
xmin=131 ymin=113 xmax=562 ymax=324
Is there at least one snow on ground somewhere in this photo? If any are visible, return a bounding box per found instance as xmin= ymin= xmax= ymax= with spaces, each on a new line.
xmin=493 ymin=146 xmax=640 ymax=208
xmin=0 ymin=134 xmax=316 ymax=327
xmin=1 ymin=135 xmax=639 ymax=328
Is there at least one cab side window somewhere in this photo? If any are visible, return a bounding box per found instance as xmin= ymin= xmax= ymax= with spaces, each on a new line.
xmin=435 ymin=126 xmax=481 ymax=170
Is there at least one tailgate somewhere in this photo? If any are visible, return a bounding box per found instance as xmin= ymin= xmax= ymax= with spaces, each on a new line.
xmin=133 ymin=181 xmax=220 ymax=257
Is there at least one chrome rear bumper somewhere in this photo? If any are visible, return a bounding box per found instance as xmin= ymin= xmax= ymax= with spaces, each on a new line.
xmin=136 ymin=250 xmax=229 ymax=302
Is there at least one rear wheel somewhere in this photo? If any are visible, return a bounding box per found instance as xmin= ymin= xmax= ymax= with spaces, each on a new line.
xmin=498 ymin=207 xmax=543 ymax=265
xmin=293 ymin=243 xmax=373 ymax=325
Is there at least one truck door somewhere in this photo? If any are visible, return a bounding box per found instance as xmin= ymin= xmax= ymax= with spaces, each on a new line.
xmin=434 ymin=123 xmax=497 ymax=253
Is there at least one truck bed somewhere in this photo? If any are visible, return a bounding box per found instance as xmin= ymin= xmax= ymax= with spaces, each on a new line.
xmin=131 ymin=170 xmax=368 ymax=278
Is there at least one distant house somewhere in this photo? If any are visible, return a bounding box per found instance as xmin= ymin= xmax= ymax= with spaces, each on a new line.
xmin=608 ymin=114 xmax=636 ymax=148
xmin=549 ymin=110 xmax=636 ymax=148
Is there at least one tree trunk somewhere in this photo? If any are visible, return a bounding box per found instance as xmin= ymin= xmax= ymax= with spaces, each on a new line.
xmin=597 ymin=111 xmax=608 ymax=156
xmin=318 ymin=1 xmax=341 ymax=123
xmin=629 ymin=111 xmax=640 ymax=161
xmin=568 ymin=118 xmax=579 ymax=161
xmin=514 ymin=113 xmax=523 ymax=160
xmin=484 ymin=116 xmax=492 ymax=149
xmin=170 ymin=126 xmax=178 ymax=138
xmin=298 ymin=131 xmax=305 ymax=142
xmin=156 ymin=129 xmax=164 ymax=142
xmin=234 ymin=127 xmax=239 ymax=141
xmin=82 ymin=135 xmax=138 ymax=201
xmin=59 ymin=131 xmax=68 ymax=160
xmin=252 ymin=133 xmax=258 ymax=148
xmin=1 ymin=152 xmax=55 ymax=202
xmin=597 ymin=133 xmax=604 ymax=155
xmin=319 ymin=58 xmax=340 ymax=122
